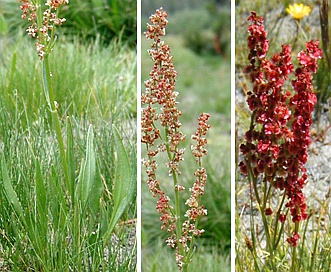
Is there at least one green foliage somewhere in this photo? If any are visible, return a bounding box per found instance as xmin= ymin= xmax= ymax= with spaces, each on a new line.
xmin=166 ymin=9 xmax=211 ymax=35
xmin=236 ymin=189 xmax=331 ymax=271
xmin=165 ymin=7 xmax=231 ymax=56
xmin=106 ymin=125 xmax=136 ymax=236
xmin=61 ymin=0 xmax=137 ymax=45
xmin=142 ymin=0 xmax=230 ymax=16
xmin=206 ymin=4 xmax=231 ymax=56
xmin=0 ymin=13 xmax=8 ymax=35
xmin=164 ymin=9 xmax=210 ymax=55
xmin=142 ymin=240 xmax=230 ymax=272
xmin=2 ymin=0 xmax=136 ymax=45
xmin=1 ymin=157 xmax=24 ymax=219
xmin=0 ymin=36 xmax=136 ymax=270
xmin=142 ymin=0 xmax=206 ymax=16
xmin=75 ymin=125 xmax=101 ymax=213
xmin=200 ymin=155 xmax=231 ymax=250
xmin=143 ymin=4 xmax=230 ymax=56
xmin=0 ymin=36 xmax=136 ymax=126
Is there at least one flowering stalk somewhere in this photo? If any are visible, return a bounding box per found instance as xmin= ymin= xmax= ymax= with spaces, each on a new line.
xmin=239 ymin=11 xmax=322 ymax=271
xmin=286 ymin=3 xmax=311 ymax=48
xmin=19 ymin=0 xmax=70 ymax=192
xmin=142 ymin=8 xmax=211 ymax=271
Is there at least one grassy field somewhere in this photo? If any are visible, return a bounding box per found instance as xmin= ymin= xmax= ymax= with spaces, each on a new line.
xmin=0 ymin=32 xmax=137 ymax=271
xmin=141 ymin=32 xmax=231 ymax=271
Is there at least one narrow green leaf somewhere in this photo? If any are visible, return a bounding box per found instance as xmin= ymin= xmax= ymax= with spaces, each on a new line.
xmin=1 ymin=156 xmax=24 ymax=218
xmin=35 ymin=160 xmax=47 ymax=216
xmin=66 ymin=117 xmax=76 ymax=202
xmin=33 ymin=159 xmax=49 ymax=248
xmin=107 ymin=125 xmax=135 ymax=235
xmin=49 ymin=165 xmax=67 ymax=228
xmin=100 ymin=202 xmax=109 ymax=237
xmin=75 ymin=125 xmax=102 ymax=212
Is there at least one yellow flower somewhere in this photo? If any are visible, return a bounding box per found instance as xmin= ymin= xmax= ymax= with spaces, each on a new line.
xmin=286 ymin=3 xmax=311 ymax=20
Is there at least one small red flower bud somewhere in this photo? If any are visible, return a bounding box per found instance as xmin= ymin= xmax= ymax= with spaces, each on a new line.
xmin=265 ymin=208 xmax=273 ymax=216
xmin=279 ymin=214 xmax=286 ymax=223
xmin=287 ymin=233 xmax=300 ymax=247
xmin=239 ymin=161 xmax=249 ymax=175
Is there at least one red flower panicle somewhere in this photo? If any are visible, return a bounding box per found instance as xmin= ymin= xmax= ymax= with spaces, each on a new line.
xmin=240 ymin=11 xmax=322 ymax=246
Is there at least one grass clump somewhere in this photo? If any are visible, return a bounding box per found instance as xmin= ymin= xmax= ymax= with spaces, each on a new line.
xmin=0 ymin=2 xmax=137 ymax=270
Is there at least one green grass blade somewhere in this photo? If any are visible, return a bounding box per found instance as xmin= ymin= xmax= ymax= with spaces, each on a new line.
xmin=107 ymin=125 xmax=135 ymax=235
xmin=0 ymin=13 xmax=8 ymax=35
xmin=35 ymin=160 xmax=47 ymax=216
xmin=1 ymin=156 xmax=24 ymax=218
xmin=7 ymin=51 xmax=17 ymax=91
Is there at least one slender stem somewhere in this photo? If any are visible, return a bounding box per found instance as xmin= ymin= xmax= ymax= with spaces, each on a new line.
xmin=249 ymin=179 xmax=259 ymax=268
xmin=299 ymin=213 xmax=310 ymax=268
xmin=247 ymin=158 xmax=275 ymax=271
xmin=290 ymin=245 xmax=297 ymax=272
xmin=164 ymin=126 xmax=182 ymax=253
xmin=290 ymin=222 xmax=300 ymax=272
xmin=35 ymin=1 xmax=45 ymax=43
xmin=185 ymin=156 xmax=203 ymax=268
xmin=296 ymin=20 xmax=309 ymax=42
xmin=43 ymin=56 xmax=70 ymax=193
xmin=273 ymin=192 xmax=286 ymax=249
xmin=259 ymin=192 xmax=275 ymax=270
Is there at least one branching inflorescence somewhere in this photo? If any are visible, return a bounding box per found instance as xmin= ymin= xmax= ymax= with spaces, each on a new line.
xmin=142 ymin=8 xmax=211 ymax=270
xmin=19 ymin=0 xmax=68 ymax=60
xmin=239 ymin=11 xmax=322 ymax=247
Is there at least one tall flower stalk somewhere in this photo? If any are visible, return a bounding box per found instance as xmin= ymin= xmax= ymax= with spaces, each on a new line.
xmin=239 ymin=11 xmax=322 ymax=271
xmin=19 ymin=0 xmax=70 ymax=191
xmin=142 ymin=8 xmax=211 ymax=271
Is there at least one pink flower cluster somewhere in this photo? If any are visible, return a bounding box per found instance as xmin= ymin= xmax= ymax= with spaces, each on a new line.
xmin=141 ymin=7 xmax=184 ymax=251
xmin=181 ymin=113 xmax=210 ymax=244
xmin=142 ymin=8 xmax=210 ymax=269
xmin=239 ymin=12 xmax=322 ymax=247
xmin=19 ymin=0 xmax=68 ymax=60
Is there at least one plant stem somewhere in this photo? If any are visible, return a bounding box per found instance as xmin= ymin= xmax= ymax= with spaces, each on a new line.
xmin=165 ymin=126 xmax=182 ymax=237
xmin=296 ymin=20 xmax=309 ymax=42
xmin=290 ymin=222 xmax=300 ymax=272
xmin=42 ymin=56 xmax=70 ymax=193
xmin=273 ymin=193 xmax=286 ymax=249
xmin=247 ymin=158 xmax=275 ymax=271
xmin=290 ymin=245 xmax=297 ymax=272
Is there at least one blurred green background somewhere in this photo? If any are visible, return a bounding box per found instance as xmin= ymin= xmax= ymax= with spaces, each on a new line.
xmin=141 ymin=1 xmax=231 ymax=271
xmin=142 ymin=0 xmax=230 ymax=57
xmin=0 ymin=0 xmax=137 ymax=45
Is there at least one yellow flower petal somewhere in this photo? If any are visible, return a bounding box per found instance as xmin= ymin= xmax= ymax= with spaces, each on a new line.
xmin=286 ymin=3 xmax=311 ymax=20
